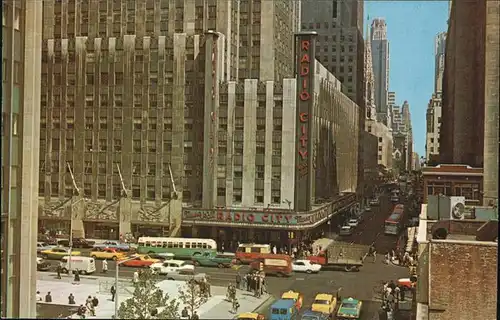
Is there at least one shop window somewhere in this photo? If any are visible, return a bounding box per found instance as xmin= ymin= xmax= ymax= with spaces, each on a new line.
xmin=132 ymin=186 xmax=140 ymax=199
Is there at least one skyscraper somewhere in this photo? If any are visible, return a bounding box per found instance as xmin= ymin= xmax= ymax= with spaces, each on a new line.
xmin=370 ymin=18 xmax=390 ymax=126
xmin=1 ymin=0 xmax=43 ymax=317
xmin=434 ymin=32 xmax=447 ymax=93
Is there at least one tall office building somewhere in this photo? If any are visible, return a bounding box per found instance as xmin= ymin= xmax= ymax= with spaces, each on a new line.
xmin=370 ymin=18 xmax=390 ymax=126
xmin=1 ymin=1 xmax=43 ymax=317
xmin=425 ymin=33 xmax=446 ymax=162
xmin=37 ymin=0 xmax=303 ymax=238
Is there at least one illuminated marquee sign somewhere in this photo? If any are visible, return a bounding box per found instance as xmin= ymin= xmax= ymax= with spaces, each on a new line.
xmin=294 ymin=32 xmax=317 ymax=212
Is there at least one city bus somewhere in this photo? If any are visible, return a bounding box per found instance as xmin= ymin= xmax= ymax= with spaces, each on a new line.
xmin=136 ymin=237 xmax=217 ymax=259
xmin=384 ymin=204 xmax=405 ymax=235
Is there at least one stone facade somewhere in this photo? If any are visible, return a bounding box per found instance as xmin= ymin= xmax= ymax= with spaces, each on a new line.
xmin=425 ymin=92 xmax=442 ymax=161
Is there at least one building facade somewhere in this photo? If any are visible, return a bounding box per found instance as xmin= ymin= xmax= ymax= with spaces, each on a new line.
xmin=425 ymin=92 xmax=442 ymax=162
xmin=440 ymin=0 xmax=499 ymax=205
xmin=434 ymin=32 xmax=446 ymax=93
xmin=38 ymin=0 xmax=304 ymax=238
xmin=370 ymin=18 xmax=390 ymax=126
xmin=1 ymin=0 xmax=43 ymax=317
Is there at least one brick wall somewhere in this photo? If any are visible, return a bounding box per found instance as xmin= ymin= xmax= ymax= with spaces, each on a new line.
xmin=428 ymin=240 xmax=497 ymax=320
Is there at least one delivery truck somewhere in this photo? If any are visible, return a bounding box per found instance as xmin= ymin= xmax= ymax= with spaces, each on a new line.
xmin=307 ymin=241 xmax=369 ymax=272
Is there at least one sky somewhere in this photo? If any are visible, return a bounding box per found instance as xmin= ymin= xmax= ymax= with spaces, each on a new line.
xmin=364 ymin=0 xmax=449 ymax=157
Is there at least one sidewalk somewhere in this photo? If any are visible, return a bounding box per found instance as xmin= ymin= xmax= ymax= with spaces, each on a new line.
xmin=36 ymin=274 xmax=267 ymax=319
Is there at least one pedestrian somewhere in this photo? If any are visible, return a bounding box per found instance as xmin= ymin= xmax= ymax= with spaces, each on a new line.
xmin=235 ymin=272 xmax=241 ymax=290
xmin=68 ymin=293 xmax=76 ymax=305
xmin=388 ymin=280 xmax=396 ymax=291
xmin=110 ymin=285 xmax=116 ymax=302
xmin=56 ymin=264 xmax=62 ymax=279
xmin=133 ymin=270 xmax=139 ymax=284
xmin=394 ymin=286 xmax=401 ymax=301
xmin=92 ymin=296 xmax=99 ymax=307
xmin=245 ymin=274 xmax=251 ymax=291
xmin=86 ymin=295 xmax=93 ymax=306
xmin=221 ymin=243 xmax=225 ymax=253
xmin=400 ymin=286 xmax=406 ymax=301
xmin=36 ymin=291 xmax=42 ymax=301
xmin=181 ymin=307 xmax=189 ymax=319
xmin=272 ymin=246 xmax=277 ymax=255
xmin=384 ymin=252 xmax=390 ymax=264
xmin=102 ymin=259 xmax=108 ymax=274
xmin=232 ymin=298 xmax=240 ymax=313
xmin=368 ymin=244 xmax=377 ymax=262
xmin=191 ymin=311 xmax=200 ymax=320
xmin=73 ymin=270 xmax=81 ymax=284
xmin=45 ymin=292 xmax=52 ymax=303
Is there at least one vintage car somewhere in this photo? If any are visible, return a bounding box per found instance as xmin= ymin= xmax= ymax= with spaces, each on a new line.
xmin=311 ymin=293 xmax=337 ymax=316
xmin=191 ymin=252 xmax=234 ymax=268
xmin=336 ymin=297 xmax=362 ymax=319
xmin=40 ymin=248 xmax=81 ymax=260
xmin=150 ymin=259 xmax=195 ymax=275
xmin=37 ymin=242 xmax=57 ymax=254
xmin=398 ymin=276 xmax=418 ymax=290
xmin=118 ymin=254 xmax=160 ymax=267
xmin=292 ymin=260 xmax=322 ymax=274
xmin=237 ymin=312 xmax=265 ymax=320
xmin=281 ymin=290 xmax=304 ymax=310
xmin=161 ymin=269 xmax=207 ymax=282
xmin=300 ymin=310 xmax=329 ymax=320
xmin=269 ymin=299 xmax=298 ymax=320
xmin=90 ymin=247 xmax=126 ymax=260
xmin=92 ymin=241 xmax=131 ymax=251
xmin=36 ymin=257 xmax=51 ymax=271
xmin=339 ymin=225 xmax=354 ymax=236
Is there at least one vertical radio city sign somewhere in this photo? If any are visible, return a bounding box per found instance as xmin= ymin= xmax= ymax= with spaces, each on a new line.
xmin=294 ymin=32 xmax=317 ymax=212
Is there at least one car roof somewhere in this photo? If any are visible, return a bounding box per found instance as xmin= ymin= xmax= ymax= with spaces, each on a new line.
xmin=341 ymin=297 xmax=359 ymax=304
xmin=302 ymin=310 xmax=325 ymax=316
xmin=314 ymin=293 xmax=333 ymax=300
xmin=271 ymin=299 xmax=295 ymax=309
xmin=281 ymin=291 xmax=299 ymax=299
xmin=294 ymin=259 xmax=309 ymax=263
xmin=341 ymin=226 xmax=351 ymax=229
xmin=164 ymin=259 xmax=185 ymax=264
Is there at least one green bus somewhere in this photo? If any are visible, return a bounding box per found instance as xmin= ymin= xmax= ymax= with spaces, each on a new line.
xmin=136 ymin=237 xmax=217 ymax=259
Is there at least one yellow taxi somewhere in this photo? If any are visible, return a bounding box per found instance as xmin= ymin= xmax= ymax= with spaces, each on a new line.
xmin=281 ymin=290 xmax=304 ymax=310
xmin=40 ymin=247 xmax=81 ymax=260
xmin=90 ymin=247 xmax=126 ymax=260
xmin=311 ymin=293 xmax=337 ymax=316
xmin=237 ymin=312 xmax=265 ymax=320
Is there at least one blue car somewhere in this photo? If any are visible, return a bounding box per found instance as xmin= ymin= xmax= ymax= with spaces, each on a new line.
xmin=270 ymin=299 xmax=298 ymax=320
xmin=300 ymin=310 xmax=329 ymax=320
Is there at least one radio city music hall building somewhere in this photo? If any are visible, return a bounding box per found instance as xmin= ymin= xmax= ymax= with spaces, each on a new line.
xmin=181 ymin=32 xmax=363 ymax=247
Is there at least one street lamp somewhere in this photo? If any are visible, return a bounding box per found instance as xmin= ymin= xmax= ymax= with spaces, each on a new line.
xmin=68 ymin=196 xmax=84 ymax=272
xmin=114 ymin=255 xmax=139 ymax=318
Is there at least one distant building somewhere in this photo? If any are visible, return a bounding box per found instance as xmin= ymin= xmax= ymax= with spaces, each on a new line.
xmin=371 ymin=18 xmax=390 ymax=126
xmin=416 ymin=204 xmax=497 ymax=320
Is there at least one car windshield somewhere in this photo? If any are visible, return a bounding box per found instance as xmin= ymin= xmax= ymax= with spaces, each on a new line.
xmin=341 ymin=302 xmax=357 ymax=309
xmin=143 ymin=255 xmax=151 ymax=260
xmin=341 ymin=226 xmax=350 ymax=230
xmin=314 ymin=299 xmax=330 ymax=305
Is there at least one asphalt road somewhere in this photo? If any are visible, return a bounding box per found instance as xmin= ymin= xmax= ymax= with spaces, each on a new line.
xmin=40 ymin=195 xmax=408 ymax=319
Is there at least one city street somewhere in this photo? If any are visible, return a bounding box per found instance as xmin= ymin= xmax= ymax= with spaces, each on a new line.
xmin=39 ymin=195 xmax=408 ymax=319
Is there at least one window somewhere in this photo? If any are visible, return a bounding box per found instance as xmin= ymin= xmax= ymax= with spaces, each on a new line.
xmin=85 ymin=138 xmax=93 ymax=151
xmin=148 ymin=140 xmax=157 ymax=153
xmin=66 ymin=138 xmax=74 ymax=150
xmin=67 ymin=117 xmax=75 ymax=129
xmin=84 ymin=161 xmax=92 ymax=174
xmin=132 ymin=162 xmax=140 ymax=175
xmin=217 ymin=188 xmax=225 ymax=196
xmin=12 ymin=114 xmax=19 ymax=135
xmin=98 ymin=162 xmax=106 ymax=174
xmin=13 ymin=8 xmax=20 ymax=30
xmin=148 ymin=163 xmax=156 ymax=175
xmin=51 ymin=160 xmax=59 ymax=173
xmin=147 ymin=185 xmax=155 ymax=200
xmin=132 ymin=186 xmax=140 ymax=199
xmin=99 ymin=139 xmax=107 ymax=151
xmin=256 ymin=165 xmax=264 ymax=179
xmin=133 ymin=117 xmax=142 ymax=130
xmin=85 ymin=116 xmax=94 ymax=130
xmin=96 ymin=184 xmax=106 ymax=197
xmin=51 ymin=182 xmax=59 ymax=194
xmin=99 ymin=117 xmax=107 ymax=129
xmin=13 ymin=62 xmax=21 ymax=84
xmin=149 ymin=118 xmax=157 ymax=130
xmin=1 ymin=112 xmax=5 ymax=135
xmin=52 ymin=138 xmax=60 ymax=151
xmin=114 ymin=139 xmax=122 ymax=152
xmin=378 ymin=137 xmax=383 ymax=143
xmin=133 ymin=139 xmax=141 ymax=152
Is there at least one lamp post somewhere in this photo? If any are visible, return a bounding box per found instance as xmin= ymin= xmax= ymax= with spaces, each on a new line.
xmin=68 ymin=196 xmax=84 ymax=273
xmin=114 ymin=255 xmax=138 ymax=318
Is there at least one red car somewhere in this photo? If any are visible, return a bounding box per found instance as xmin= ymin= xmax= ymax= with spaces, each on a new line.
xmin=119 ymin=255 xmax=161 ymax=267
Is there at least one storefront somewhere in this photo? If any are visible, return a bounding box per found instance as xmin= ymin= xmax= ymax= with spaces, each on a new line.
xmin=83 ymin=222 xmax=119 ymax=240
xmin=132 ymin=224 xmax=170 ymax=238
xmin=181 ymin=193 xmax=357 ymax=251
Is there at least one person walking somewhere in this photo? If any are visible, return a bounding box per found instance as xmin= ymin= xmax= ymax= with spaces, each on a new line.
xmin=68 ymin=293 xmax=76 ymax=305
xmin=56 ymin=264 xmax=62 ymax=279
xmin=45 ymin=292 xmax=52 ymax=303
xmin=73 ymin=270 xmax=81 ymax=285
xmin=133 ymin=270 xmax=139 ymax=284
xmin=110 ymin=285 xmax=116 ymax=302
xmin=235 ymin=272 xmax=241 ymax=290
xmin=102 ymin=259 xmax=108 ymax=274
xmin=368 ymin=245 xmax=377 ymax=262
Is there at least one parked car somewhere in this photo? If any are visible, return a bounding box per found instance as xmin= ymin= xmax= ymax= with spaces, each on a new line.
xmin=311 ymin=293 xmax=337 ymax=316
xmin=37 ymin=242 xmax=57 ymax=254
xmin=347 ymin=219 xmax=359 ymax=228
xmin=36 ymin=257 xmax=51 ymax=271
xmin=339 ymin=225 xmax=353 ymax=236
xmin=40 ymin=247 xmax=81 ymax=260
xmin=162 ymin=269 xmax=207 ymax=281
xmin=90 ymin=247 xmax=126 ymax=260
xmin=150 ymin=259 xmax=195 ymax=275
xmin=237 ymin=313 xmax=265 ymax=320
xmin=57 ymin=238 xmax=95 ymax=249
xmin=119 ymin=254 xmax=160 ymax=268
xmin=281 ymin=290 xmax=304 ymax=310
xmin=92 ymin=241 xmax=131 ymax=251
xmin=292 ymin=260 xmax=322 ymax=274
xmin=191 ymin=252 xmax=234 ymax=268
xmin=38 ymin=235 xmax=58 ymax=245
xmin=300 ymin=310 xmax=329 ymax=320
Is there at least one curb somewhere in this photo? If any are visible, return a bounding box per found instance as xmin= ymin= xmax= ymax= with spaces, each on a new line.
xmin=247 ymin=294 xmax=275 ymax=316
xmin=43 ymin=273 xmax=99 ymax=280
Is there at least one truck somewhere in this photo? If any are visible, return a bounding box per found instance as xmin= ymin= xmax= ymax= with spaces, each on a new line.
xmin=307 ymin=241 xmax=369 ymax=272
xmin=249 ymin=254 xmax=293 ymax=277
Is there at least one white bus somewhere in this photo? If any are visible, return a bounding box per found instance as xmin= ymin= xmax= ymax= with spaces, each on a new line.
xmin=136 ymin=237 xmax=217 ymax=259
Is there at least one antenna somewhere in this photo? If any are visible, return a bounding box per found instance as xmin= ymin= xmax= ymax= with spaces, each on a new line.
xmin=116 ymin=164 xmax=130 ymax=197
xmin=66 ymin=162 xmax=80 ymax=194
xmin=168 ymin=165 xmax=177 ymax=194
